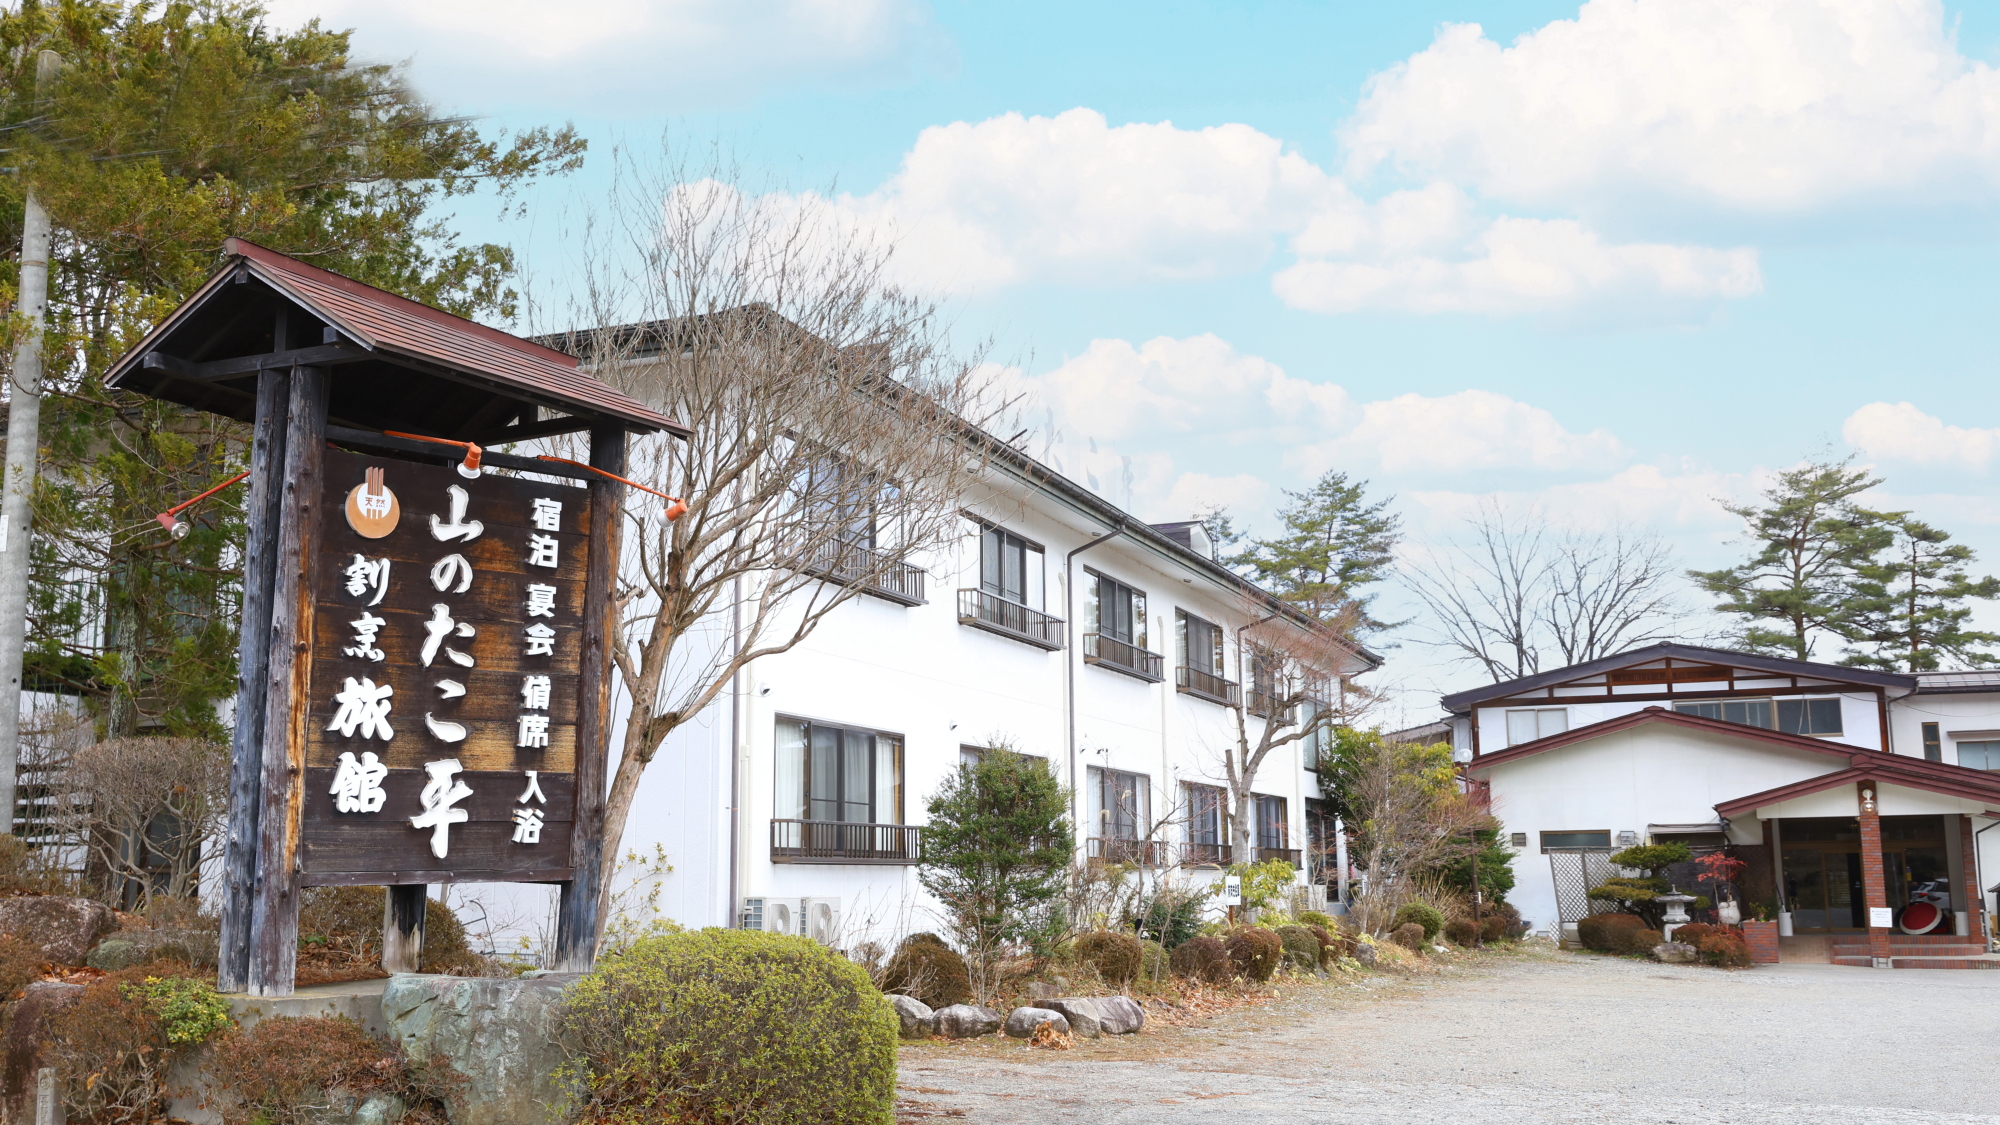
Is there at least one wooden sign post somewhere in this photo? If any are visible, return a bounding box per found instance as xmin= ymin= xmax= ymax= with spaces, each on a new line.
xmin=103 ymin=240 xmax=682 ymax=996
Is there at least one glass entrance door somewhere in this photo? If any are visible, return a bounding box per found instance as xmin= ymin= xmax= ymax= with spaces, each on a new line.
xmin=1782 ymin=847 xmax=1863 ymax=932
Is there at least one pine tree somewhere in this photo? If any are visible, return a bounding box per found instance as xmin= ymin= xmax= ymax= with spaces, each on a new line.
xmin=0 ymin=1 xmax=585 ymax=734
xmin=1232 ymin=470 xmax=1400 ymax=632
xmin=1689 ymin=458 xmax=1890 ymax=660
xmin=1846 ymin=515 xmax=2000 ymax=671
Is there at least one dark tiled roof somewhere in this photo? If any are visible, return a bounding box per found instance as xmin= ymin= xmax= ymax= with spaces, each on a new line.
xmin=1438 ymin=642 xmax=1916 ymax=712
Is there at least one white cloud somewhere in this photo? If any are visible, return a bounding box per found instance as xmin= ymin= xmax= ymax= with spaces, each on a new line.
xmin=1291 ymin=389 xmax=1630 ymax=476
xmin=1403 ymin=462 xmax=1748 ymax=542
xmin=1343 ymin=0 xmax=2000 ymax=213
xmin=264 ymin=0 xmax=947 ymax=111
xmin=1844 ymin=401 xmax=2000 ymax=469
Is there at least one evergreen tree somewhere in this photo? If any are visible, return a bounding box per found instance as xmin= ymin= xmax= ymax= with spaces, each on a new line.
xmin=1846 ymin=515 xmax=2000 ymax=671
xmin=1688 ymin=458 xmax=1890 ymax=660
xmin=1232 ymin=470 xmax=1400 ymax=632
xmin=0 ymin=1 xmax=584 ymax=734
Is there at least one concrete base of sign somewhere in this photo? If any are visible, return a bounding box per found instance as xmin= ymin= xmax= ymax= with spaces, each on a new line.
xmin=167 ymin=979 xmax=394 ymax=1123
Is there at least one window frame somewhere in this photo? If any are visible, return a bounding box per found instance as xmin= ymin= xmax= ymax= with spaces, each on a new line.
xmin=1254 ymin=794 xmax=1288 ymax=850
xmin=1088 ymin=765 xmax=1151 ymax=842
xmin=1177 ymin=609 xmax=1224 ymax=676
xmin=1958 ymin=740 xmax=2000 ymax=771
xmin=975 ymin=521 xmax=1045 ymax=610
xmin=774 ymin=716 xmax=904 ymax=826
xmin=1503 ymin=707 xmax=1568 ymax=747
xmin=1922 ymin=722 xmax=1943 ymax=762
xmin=1184 ymin=782 xmax=1226 ymax=846
xmin=1540 ymin=829 xmax=1612 ymax=852
xmin=1085 ymin=569 xmax=1148 ymax=649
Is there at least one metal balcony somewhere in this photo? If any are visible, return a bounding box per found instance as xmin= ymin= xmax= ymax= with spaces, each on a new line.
xmin=802 ymin=542 xmax=927 ymax=606
xmin=957 ymin=589 xmax=1064 ymax=650
xmin=1083 ymin=632 xmax=1164 ymax=682
xmin=770 ymin=819 xmax=921 ymax=864
xmin=1176 ymin=665 xmax=1240 ymax=706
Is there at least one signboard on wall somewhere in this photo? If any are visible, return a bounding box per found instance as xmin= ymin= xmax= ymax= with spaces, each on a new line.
xmin=300 ymin=448 xmax=589 ymax=885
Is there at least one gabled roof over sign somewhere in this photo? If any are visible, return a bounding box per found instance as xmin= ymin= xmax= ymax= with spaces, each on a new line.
xmin=1463 ymin=705 xmax=1864 ymax=772
xmin=1438 ymin=642 xmax=1915 ymax=713
xmin=106 ymin=239 xmax=688 ymax=441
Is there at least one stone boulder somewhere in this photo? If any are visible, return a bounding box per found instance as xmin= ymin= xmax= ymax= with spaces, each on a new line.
xmin=888 ymin=994 xmax=934 ymax=1039
xmin=86 ymin=927 xmax=219 ymax=971
xmin=1093 ymin=995 xmax=1145 ymax=1035
xmin=2 ymin=982 xmax=82 ymax=1124
xmin=0 ymin=896 xmax=115 ymax=965
xmin=1042 ymin=998 xmax=1101 ymax=1039
xmin=1653 ymin=942 xmax=1699 ymax=965
xmin=1352 ymin=941 xmax=1379 ymax=968
xmin=382 ymin=973 xmax=578 ymax=1125
xmin=1002 ymin=1007 xmax=1069 ymax=1038
xmin=931 ymin=1004 xmax=1001 ymax=1039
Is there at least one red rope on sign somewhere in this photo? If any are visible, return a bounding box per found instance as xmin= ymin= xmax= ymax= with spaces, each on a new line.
xmin=154 ymin=469 xmax=252 ymax=536
xmin=383 ymin=429 xmax=483 ymax=471
xmin=537 ymin=456 xmax=689 ymax=521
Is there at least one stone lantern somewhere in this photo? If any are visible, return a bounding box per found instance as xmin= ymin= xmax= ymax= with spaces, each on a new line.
xmin=1659 ymin=887 xmax=1697 ymax=941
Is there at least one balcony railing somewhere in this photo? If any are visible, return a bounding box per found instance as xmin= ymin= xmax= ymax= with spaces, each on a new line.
xmin=802 ymin=541 xmax=927 ymax=606
xmin=957 ymin=589 xmax=1064 ymax=650
xmin=1176 ymin=665 xmax=1239 ymax=707
xmin=771 ymin=819 xmax=921 ymax=864
xmin=1180 ymin=841 xmax=1233 ymax=867
xmin=1082 ymin=632 xmax=1164 ymax=682
xmin=1087 ymin=836 xmax=1166 ymax=866
xmin=1256 ymin=846 xmax=1302 ymax=867
xmin=1247 ymin=688 xmax=1294 ymax=723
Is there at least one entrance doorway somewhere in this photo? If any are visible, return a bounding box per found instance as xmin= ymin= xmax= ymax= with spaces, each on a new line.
xmin=1779 ymin=815 xmax=1951 ymax=934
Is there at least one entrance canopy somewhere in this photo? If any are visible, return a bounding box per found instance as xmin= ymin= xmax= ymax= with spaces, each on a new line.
xmin=1718 ymin=754 xmax=2000 ymax=823
xmin=106 ymin=238 xmax=688 ymax=443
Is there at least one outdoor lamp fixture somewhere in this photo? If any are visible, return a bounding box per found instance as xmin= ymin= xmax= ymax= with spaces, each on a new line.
xmin=154 ymin=469 xmax=253 ymax=539
xmin=1861 ymin=785 xmax=1877 ymax=813
xmin=384 ymin=430 xmax=483 ymax=478
xmin=537 ymin=456 xmax=689 ymax=522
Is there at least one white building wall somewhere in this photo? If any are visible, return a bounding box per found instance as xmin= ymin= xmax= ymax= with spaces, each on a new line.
xmin=1473 ymin=692 xmax=1885 ymax=755
xmin=1888 ymin=690 xmax=2000 ymax=765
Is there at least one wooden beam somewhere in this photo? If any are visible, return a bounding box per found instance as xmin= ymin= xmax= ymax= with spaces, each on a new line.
xmin=246 ymin=365 xmax=328 ymax=997
xmin=556 ymin=423 xmax=626 ymax=972
xmin=216 ymin=367 xmax=289 ymax=994
xmin=381 ymin=884 xmax=427 ymax=973
xmin=143 ymin=342 xmax=369 ymax=382
xmin=478 ymin=414 xmax=593 ymax=444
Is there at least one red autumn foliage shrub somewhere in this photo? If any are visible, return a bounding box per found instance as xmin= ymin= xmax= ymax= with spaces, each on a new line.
xmin=210 ymin=1015 xmax=464 ymax=1125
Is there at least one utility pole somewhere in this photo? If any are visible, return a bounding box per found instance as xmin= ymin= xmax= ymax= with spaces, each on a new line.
xmin=0 ymin=50 xmax=64 ymax=835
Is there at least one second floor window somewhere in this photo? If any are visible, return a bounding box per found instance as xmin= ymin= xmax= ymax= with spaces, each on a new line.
xmin=1087 ymin=573 xmax=1146 ymax=647
xmin=1089 ymin=766 xmax=1150 ymax=840
xmin=979 ymin=525 xmax=1044 ymax=608
xmin=1185 ymin=783 xmax=1225 ymax=845
xmin=1505 ymin=707 xmax=1568 ymax=746
xmin=1256 ymin=795 xmax=1288 ymax=849
xmin=1178 ymin=611 xmax=1223 ymax=675
xmin=775 ymin=718 xmax=903 ymax=825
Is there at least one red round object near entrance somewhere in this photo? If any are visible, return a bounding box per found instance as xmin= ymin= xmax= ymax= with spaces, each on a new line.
xmin=1899 ymin=901 xmax=1942 ymax=935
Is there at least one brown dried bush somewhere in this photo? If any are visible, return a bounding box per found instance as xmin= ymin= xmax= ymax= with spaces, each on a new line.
xmin=1575 ymin=912 xmax=1646 ymax=952
xmin=295 ymin=887 xmax=479 ymax=983
xmin=1391 ymin=922 xmax=1427 ymax=952
xmin=1614 ymin=927 xmax=1665 ymax=955
xmin=40 ymin=964 xmax=206 ymax=1123
xmin=1304 ymin=923 xmax=1339 ymax=966
xmin=1168 ymin=935 xmax=1233 ymax=984
xmin=210 ymin=1014 xmax=464 ymax=1125
xmin=1073 ymin=931 xmax=1143 ymax=987
xmin=1226 ymin=928 xmax=1284 ymax=981
xmin=879 ymin=933 xmax=971 ymax=1010
xmin=0 ymin=932 xmax=45 ymax=999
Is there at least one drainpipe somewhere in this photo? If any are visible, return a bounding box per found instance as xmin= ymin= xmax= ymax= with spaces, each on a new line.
xmin=1976 ymin=816 xmax=2000 ymax=946
xmin=727 ymin=575 xmax=742 ymax=927
xmin=1066 ymin=521 xmax=1126 ymax=840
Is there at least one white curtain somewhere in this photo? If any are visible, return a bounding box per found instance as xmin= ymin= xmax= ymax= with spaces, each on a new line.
xmin=775 ymin=719 xmax=806 ymax=821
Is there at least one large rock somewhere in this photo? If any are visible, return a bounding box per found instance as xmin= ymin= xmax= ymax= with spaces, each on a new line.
xmin=87 ymin=927 xmax=219 ymax=971
xmin=1043 ymin=998 xmax=1101 ymax=1039
xmin=381 ymin=973 xmax=578 ymax=1125
xmin=888 ymin=994 xmax=934 ymax=1039
xmin=1352 ymin=941 xmax=1379 ymax=968
xmin=931 ymin=1004 xmax=1001 ymax=1039
xmin=1093 ymin=995 xmax=1145 ymax=1035
xmin=1003 ymin=1007 xmax=1068 ymax=1038
xmin=1653 ymin=942 xmax=1699 ymax=965
xmin=2 ymin=982 xmax=82 ymax=1124
xmin=0 ymin=896 xmax=115 ymax=965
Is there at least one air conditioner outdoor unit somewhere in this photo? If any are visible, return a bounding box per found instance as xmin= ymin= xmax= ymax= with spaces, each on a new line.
xmin=801 ymin=896 xmax=842 ymax=945
xmin=756 ymin=898 xmax=799 ymax=936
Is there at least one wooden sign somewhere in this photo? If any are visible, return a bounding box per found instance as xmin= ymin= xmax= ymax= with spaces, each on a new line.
xmin=299 ymin=447 xmax=589 ymax=885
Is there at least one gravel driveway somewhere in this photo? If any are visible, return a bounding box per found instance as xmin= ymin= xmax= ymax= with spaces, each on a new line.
xmin=898 ymin=948 xmax=2000 ymax=1123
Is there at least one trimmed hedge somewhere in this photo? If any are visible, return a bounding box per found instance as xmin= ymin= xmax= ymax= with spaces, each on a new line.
xmin=1613 ymin=927 xmax=1665 ymax=956
xmin=1391 ymin=923 xmax=1426 ymax=952
xmin=1075 ymin=931 xmax=1144 ymax=986
xmin=1391 ymin=902 xmax=1446 ymax=942
xmin=879 ymin=933 xmax=972 ymax=1010
xmin=1274 ymin=924 xmax=1320 ymax=972
xmin=560 ymin=928 xmax=898 ymax=1125
xmin=1674 ymin=923 xmax=1751 ymax=968
xmin=1576 ymin=913 xmax=1646 ymax=952
xmin=1169 ymin=935 xmax=1233 ymax=984
xmin=1227 ymin=928 xmax=1284 ymax=982
xmin=1303 ymin=923 xmax=1339 ymax=966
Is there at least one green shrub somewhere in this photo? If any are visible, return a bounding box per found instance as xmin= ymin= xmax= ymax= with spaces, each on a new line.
xmin=1134 ymin=887 xmax=1209 ymax=949
xmin=1226 ymin=928 xmax=1284 ymax=982
xmin=560 ymin=929 xmax=897 ymax=1125
xmin=1303 ymin=924 xmax=1338 ymax=966
xmin=879 ymin=933 xmax=971 ymax=1010
xmin=127 ymin=975 xmax=231 ymax=1044
xmin=1139 ymin=938 xmax=1168 ymax=981
xmin=1297 ymin=910 xmax=1339 ymax=933
xmin=1391 ymin=902 xmax=1445 ymax=941
xmin=44 ymin=965 xmax=228 ymax=1123
xmin=1391 ymin=923 xmax=1427 ymax=952
xmin=1169 ymin=935 xmax=1233 ymax=984
xmin=1575 ymin=913 xmax=1646 ymax=952
xmin=1274 ymin=924 xmax=1319 ymax=972
xmin=1074 ymin=931 xmax=1144 ymax=986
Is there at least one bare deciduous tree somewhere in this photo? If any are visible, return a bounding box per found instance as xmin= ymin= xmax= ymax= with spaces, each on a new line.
xmin=545 ymin=149 xmax=1006 ymax=935
xmin=1404 ymin=500 xmax=1691 ymax=680
xmin=61 ymin=736 xmax=227 ymax=910
xmin=1337 ymin=732 xmax=1491 ymax=934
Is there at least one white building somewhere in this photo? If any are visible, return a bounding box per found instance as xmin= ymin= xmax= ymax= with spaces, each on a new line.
xmin=1439 ymin=643 xmax=2000 ymax=966
xmin=500 ymin=403 xmax=1381 ymax=949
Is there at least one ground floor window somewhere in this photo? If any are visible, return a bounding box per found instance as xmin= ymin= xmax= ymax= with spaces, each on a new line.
xmin=1185 ymin=783 xmax=1225 ymax=846
xmin=1540 ymin=829 xmax=1611 ymax=851
xmin=775 ymin=718 xmax=903 ymax=824
xmin=1089 ymin=767 xmax=1150 ymax=841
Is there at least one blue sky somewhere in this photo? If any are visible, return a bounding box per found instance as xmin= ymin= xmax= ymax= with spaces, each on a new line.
xmin=269 ymin=0 xmax=2000 ymax=713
